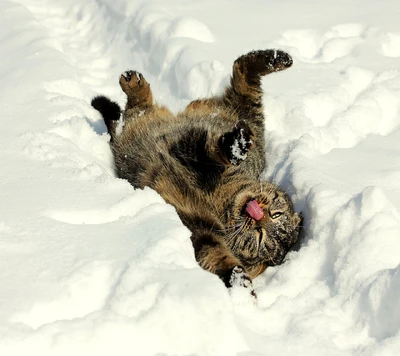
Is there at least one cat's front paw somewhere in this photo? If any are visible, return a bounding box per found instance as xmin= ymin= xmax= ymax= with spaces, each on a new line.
xmin=222 ymin=266 xmax=257 ymax=299
xmin=220 ymin=120 xmax=254 ymax=165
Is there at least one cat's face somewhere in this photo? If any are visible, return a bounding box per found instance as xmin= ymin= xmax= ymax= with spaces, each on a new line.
xmin=225 ymin=182 xmax=302 ymax=267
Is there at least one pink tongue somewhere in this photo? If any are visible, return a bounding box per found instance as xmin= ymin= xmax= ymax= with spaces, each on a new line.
xmin=245 ymin=200 xmax=264 ymax=220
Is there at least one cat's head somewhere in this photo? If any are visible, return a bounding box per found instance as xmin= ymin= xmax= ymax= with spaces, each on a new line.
xmin=225 ymin=182 xmax=302 ymax=267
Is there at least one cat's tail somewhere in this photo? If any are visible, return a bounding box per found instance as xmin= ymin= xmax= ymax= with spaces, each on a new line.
xmin=91 ymin=95 xmax=121 ymax=142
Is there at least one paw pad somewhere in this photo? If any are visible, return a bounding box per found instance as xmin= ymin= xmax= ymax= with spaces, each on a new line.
xmin=121 ymin=70 xmax=143 ymax=85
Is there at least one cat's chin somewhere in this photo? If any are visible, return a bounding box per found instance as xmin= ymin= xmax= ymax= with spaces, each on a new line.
xmin=235 ymin=237 xmax=286 ymax=267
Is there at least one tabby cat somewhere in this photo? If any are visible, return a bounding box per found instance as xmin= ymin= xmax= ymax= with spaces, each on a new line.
xmin=92 ymin=49 xmax=302 ymax=296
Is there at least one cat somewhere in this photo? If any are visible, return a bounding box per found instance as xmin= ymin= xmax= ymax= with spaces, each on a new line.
xmin=91 ymin=49 xmax=302 ymax=297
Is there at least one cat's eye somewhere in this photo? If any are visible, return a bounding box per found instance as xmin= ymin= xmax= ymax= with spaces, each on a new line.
xmin=271 ymin=212 xmax=283 ymax=219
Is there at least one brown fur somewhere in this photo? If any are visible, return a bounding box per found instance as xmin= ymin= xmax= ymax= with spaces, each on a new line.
xmin=92 ymin=50 xmax=302 ymax=293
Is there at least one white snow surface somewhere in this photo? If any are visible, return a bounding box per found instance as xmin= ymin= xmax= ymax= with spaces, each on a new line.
xmin=1 ymin=0 xmax=400 ymax=355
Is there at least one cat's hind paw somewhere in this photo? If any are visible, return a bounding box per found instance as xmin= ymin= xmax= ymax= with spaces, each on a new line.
xmin=235 ymin=49 xmax=293 ymax=77
xmin=265 ymin=49 xmax=293 ymax=72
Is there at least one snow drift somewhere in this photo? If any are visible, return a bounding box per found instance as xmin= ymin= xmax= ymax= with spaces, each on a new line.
xmin=0 ymin=0 xmax=399 ymax=355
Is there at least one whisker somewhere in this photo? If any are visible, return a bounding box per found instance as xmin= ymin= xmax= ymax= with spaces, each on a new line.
xmin=227 ymin=223 xmax=243 ymax=241
xmin=227 ymin=220 xmax=247 ymax=245
xmin=231 ymin=219 xmax=250 ymax=252
xmin=272 ymin=170 xmax=278 ymax=184
xmin=215 ymin=223 xmax=243 ymax=233
xmin=283 ymin=185 xmax=294 ymax=196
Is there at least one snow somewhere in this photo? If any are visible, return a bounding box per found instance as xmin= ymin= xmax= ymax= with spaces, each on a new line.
xmin=229 ymin=128 xmax=251 ymax=165
xmin=1 ymin=0 xmax=399 ymax=355
xmin=230 ymin=139 xmax=248 ymax=163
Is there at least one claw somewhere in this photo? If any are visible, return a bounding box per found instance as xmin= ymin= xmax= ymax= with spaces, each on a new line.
xmin=122 ymin=70 xmax=133 ymax=81
xmin=121 ymin=70 xmax=143 ymax=84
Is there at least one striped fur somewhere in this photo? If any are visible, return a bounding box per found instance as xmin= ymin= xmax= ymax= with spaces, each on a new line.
xmin=92 ymin=50 xmax=301 ymax=293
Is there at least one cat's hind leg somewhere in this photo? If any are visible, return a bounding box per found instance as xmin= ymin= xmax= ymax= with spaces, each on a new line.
xmin=120 ymin=70 xmax=173 ymax=123
xmin=91 ymin=69 xmax=153 ymax=142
